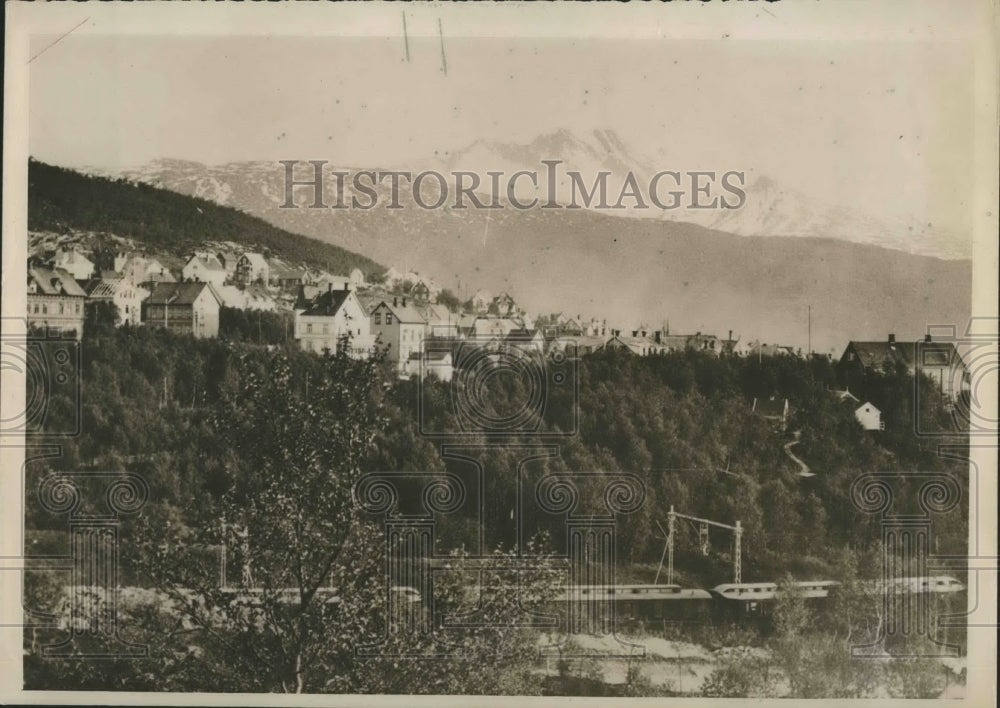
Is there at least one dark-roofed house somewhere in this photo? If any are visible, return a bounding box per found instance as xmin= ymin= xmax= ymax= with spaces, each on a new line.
xmin=268 ymin=259 xmax=308 ymax=289
xmin=295 ymin=283 xmax=374 ymax=357
xmin=27 ymin=266 xmax=87 ymax=339
xmin=370 ymin=296 xmax=427 ymax=373
xmin=216 ymin=250 xmax=240 ymax=279
xmin=142 ymin=282 xmax=223 ymax=338
xmin=235 ymin=252 xmax=270 ymax=286
xmin=838 ymin=333 xmax=968 ymax=401
xmin=603 ymin=333 xmax=667 ymax=357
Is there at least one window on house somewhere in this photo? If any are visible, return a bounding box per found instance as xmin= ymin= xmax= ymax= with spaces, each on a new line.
xmin=75 ymin=303 xmax=81 ymax=314
xmin=59 ymin=304 xmax=65 ymax=315
xmin=322 ymin=324 xmax=329 ymax=335
xmin=42 ymin=305 xmax=48 ymax=315
xmin=374 ymin=313 xmax=381 ymax=325
xmin=385 ymin=314 xmax=393 ymax=325
xmin=306 ymin=323 xmax=313 ymax=334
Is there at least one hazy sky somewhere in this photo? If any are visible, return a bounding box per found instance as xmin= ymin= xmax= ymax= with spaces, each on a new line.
xmin=27 ymin=17 xmax=976 ymax=240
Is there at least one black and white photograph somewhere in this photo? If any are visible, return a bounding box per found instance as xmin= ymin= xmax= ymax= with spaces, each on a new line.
xmin=2 ymin=2 xmax=997 ymax=704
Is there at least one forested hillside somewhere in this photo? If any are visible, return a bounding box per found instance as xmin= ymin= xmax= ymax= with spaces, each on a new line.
xmin=22 ymin=325 xmax=969 ymax=694
xmin=27 ymin=159 xmax=384 ymax=276
xmin=25 ymin=326 xmax=968 ymax=584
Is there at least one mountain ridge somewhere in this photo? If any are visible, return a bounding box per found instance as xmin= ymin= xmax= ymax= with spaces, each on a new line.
xmin=73 ymin=154 xmax=971 ymax=354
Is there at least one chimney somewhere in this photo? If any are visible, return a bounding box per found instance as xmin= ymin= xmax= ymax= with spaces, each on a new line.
xmin=729 ymin=329 xmax=733 ymax=342
xmin=328 ymin=283 xmax=333 ymax=292
xmin=924 ymin=334 xmax=932 ymax=342
xmin=393 ymin=296 xmax=398 ymax=307
xmin=655 ymin=331 xmax=661 ymax=344
xmin=344 ymin=282 xmax=349 ymax=291
xmin=402 ymin=297 xmax=407 ymax=307
xmin=888 ymin=333 xmax=896 ymax=343
xmin=632 ymin=330 xmax=638 ymax=337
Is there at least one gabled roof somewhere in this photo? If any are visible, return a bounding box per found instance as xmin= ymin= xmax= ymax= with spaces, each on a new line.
xmin=604 ymin=333 xmax=664 ymax=354
xmin=239 ymin=252 xmax=269 ymax=269
xmin=503 ymin=328 xmax=542 ymax=344
xmin=749 ymin=341 xmax=793 ymax=357
xmin=185 ymin=254 xmax=226 ymax=272
xmin=414 ymin=302 xmax=454 ymax=325
xmin=373 ymin=300 xmax=426 ymax=324
xmin=270 ymin=260 xmax=307 ymax=280
xmin=299 ymin=288 xmax=355 ymax=318
xmin=82 ymin=277 xmax=123 ymax=299
xmin=54 ymin=248 xmax=94 ymax=268
xmin=27 ymin=267 xmax=87 ymax=297
xmin=146 ymin=281 xmax=222 ymax=307
xmin=143 ymin=271 xmax=177 ymax=283
xmin=845 ymin=338 xmax=965 ymax=371
xmin=121 ymin=255 xmax=175 ymax=283
xmin=844 ymin=340 xmax=914 ymax=369
xmin=833 ymin=388 xmax=860 ymax=403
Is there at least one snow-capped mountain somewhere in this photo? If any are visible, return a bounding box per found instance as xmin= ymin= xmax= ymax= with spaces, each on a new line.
xmin=73 ymin=146 xmax=970 ymax=353
xmin=85 ymin=128 xmax=967 ymax=260
xmin=439 ymin=129 xmax=967 ymax=260
xmin=702 ymin=174 xmax=967 ymax=260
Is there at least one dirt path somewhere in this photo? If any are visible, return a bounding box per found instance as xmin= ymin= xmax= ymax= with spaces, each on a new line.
xmin=784 ymin=431 xmax=813 ymax=477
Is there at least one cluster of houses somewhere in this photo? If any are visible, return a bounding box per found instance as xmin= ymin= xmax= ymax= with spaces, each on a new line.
xmin=25 ymin=243 xmax=367 ymax=340
xmin=753 ymin=332 xmax=970 ymax=433
xmin=26 ymin=244 xmax=970 ymax=436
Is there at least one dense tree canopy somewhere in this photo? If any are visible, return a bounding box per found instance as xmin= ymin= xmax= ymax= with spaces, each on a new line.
xmin=22 ymin=325 xmax=969 ymax=694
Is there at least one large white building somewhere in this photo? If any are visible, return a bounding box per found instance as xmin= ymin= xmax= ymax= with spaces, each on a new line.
xmin=294 ymin=284 xmax=374 ymax=357
xmin=370 ymin=297 xmax=428 ymax=373
xmin=83 ymin=275 xmax=148 ymax=327
xmin=182 ymin=254 xmax=228 ymax=287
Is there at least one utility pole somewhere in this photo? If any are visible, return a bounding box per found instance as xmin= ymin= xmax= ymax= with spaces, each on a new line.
xmin=734 ymin=520 xmax=742 ymax=584
xmin=808 ymin=304 xmax=812 ymax=356
xmin=656 ymin=506 xmax=744 ymax=585
xmin=668 ymin=506 xmax=675 ymax=584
